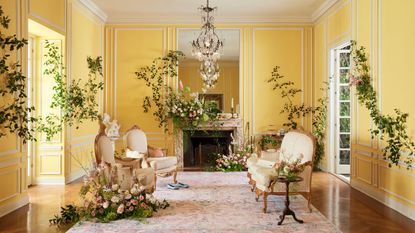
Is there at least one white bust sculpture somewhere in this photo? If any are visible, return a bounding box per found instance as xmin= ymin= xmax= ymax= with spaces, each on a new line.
xmin=102 ymin=113 xmax=120 ymax=139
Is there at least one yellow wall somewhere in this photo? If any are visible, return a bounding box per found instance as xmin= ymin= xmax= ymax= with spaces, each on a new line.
xmin=0 ymin=0 xmax=30 ymax=217
xmin=104 ymin=24 xmax=313 ymax=155
xmin=29 ymin=0 xmax=66 ymax=34
xmin=314 ymin=0 xmax=415 ymax=220
xmin=65 ymin=0 xmax=104 ymax=183
xmin=179 ymin=60 xmax=239 ymax=113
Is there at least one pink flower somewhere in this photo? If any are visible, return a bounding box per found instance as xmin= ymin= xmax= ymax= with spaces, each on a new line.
xmin=131 ymin=199 xmax=139 ymax=205
xmin=139 ymin=195 xmax=145 ymax=201
xmin=117 ymin=204 xmax=125 ymax=214
xmin=91 ymin=210 xmax=96 ymax=217
xmin=140 ymin=203 xmax=148 ymax=209
xmin=129 ymin=206 xmax=134 ymax=212
xmin=179 ymin=80 xmax=184 ymax=92
xmin=84 ymin=201 xmax=90 ymax=208
xmin=349 ymin=74 xmax=361 ymax=86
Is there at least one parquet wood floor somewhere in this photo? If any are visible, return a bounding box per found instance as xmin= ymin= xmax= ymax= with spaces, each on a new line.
xmin=0 ymin=172 xmax=413 ymax=233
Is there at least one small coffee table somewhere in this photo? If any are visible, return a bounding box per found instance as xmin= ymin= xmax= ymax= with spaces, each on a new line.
xmin=276 ymin=176 xmax=304 ymax=225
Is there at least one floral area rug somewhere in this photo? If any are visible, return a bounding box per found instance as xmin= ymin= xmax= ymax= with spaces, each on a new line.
xmin=68 ymin=172 xmax=340 ymax=233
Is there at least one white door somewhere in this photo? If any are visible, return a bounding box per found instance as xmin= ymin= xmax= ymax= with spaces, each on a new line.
xmin=334 ymin=47 xmax=351 ymax=175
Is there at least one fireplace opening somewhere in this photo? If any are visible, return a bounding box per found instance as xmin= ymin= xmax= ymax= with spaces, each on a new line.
xmin=183 ymin=130 xmax=232 ymax=169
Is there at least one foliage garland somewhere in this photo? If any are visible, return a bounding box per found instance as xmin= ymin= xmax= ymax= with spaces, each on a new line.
xmin=0 ymin=6 xmax=37 ymax=143
xmin=37 ymin=41 xmax=104 ymax=140
xmin=350 ymin=41 xmax=414 ymax=168
xmin=267 ymin=66 xmax=329 ymax=169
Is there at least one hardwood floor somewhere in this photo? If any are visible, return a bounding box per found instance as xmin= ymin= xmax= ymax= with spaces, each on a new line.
xmin=0 ymin=172 xmax=413 ymax=233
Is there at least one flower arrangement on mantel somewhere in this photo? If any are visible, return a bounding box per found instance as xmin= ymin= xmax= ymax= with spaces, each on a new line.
xmin=49 ymin=163 xmax=169 ymax=227
xmin=135 ymin=51 xmax=219 ymax=133
xmin=350 ymin=41 xmax=414 ymax=168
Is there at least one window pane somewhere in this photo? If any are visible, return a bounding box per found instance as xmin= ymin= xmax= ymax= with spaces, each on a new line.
xmin=340 ymin=118 xmax=350 ymax=132
xmin=340 ymin=53 xmax=350 ymax=67
xmin=340 ymin=86 xmax=350 ymax=100
xmin=340 ymin=69 xmax=349 ymax=83
xmin=340 ymin=134 xmax=350 ymax=148
xmin=339 ymin=150 xmax=350 ymax=165
xmin=340 ymin=102 xmax=350 ymax=117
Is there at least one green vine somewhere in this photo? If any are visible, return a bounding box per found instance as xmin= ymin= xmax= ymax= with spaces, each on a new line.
xmin=267 ymin=66 xmax=314 ymax=129
xmin=350 ymin=41 xmax=414 ymax=168
xmin=267 ymin=66 xmax=329 ymax=169
xmin=0 ymin=6 xmax=37 ymax=143
xmin=312 ymin=82 xmax=329 ymax=169
xmin=37 ymin=41 xmax=104 ymax=140
xmin=258 ymin=135 xmax=279 ymax=150
xmin=135 ymin=50 xmax=184 ymax=130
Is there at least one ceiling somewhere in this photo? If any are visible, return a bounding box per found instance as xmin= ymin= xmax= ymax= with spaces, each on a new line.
xmin=82 ymin=0 xmax=338 ymax=24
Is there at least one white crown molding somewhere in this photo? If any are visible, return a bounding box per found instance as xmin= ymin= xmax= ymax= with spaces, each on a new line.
xmin=78 ymin=0 xmax=108 ymax=22
xmin=311 ymin=0 xmax=340 ymax=22
xmin=106 ymin=16 xmax=314 ymax=25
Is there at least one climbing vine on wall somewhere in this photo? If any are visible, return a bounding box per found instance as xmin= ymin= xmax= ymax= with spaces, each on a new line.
xmin=0 ymin=6 xmax=37 ymax=143
xmin=350 ymin=41 xmax=414 ymax=168
xmin=37 ymin=41 xmax=104 ymax=140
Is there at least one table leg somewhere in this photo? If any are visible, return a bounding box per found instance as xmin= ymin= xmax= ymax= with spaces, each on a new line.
xmin=278 ymin=181 xmax=304 ymax=225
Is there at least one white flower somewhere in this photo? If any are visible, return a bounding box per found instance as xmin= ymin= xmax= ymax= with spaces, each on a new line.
xmin=130 ymin=187 xmax=139 ymax=195
xmin=125 ymin=193 xmax=132 ymax=200
xmin=111 ymin=184 xmax=119 ymax=191
xmin=117 ymin=204 xmax=125 ymax=214
xmin=139 ymin=186 xmax=146 ymax=191
xmin=103 ymin=201 xmax=109 ymax=209
xmin=111 ymin=196 xmax=120 ymax=203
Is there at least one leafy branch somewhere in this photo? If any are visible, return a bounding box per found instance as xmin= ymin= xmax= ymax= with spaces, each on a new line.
xmin=267 ymin=66 xmax=314 ymax=129
xmin=350 ymin=41 xmax=414 ymax=168
xmin=267 ymin=66 xmax=329 ymax=169
xmin=134 ymin=50 xmax=184 ymax=130
xmin=0 ymin=6 xmax=37 ymax=143
xmin=37 ymin=41 xmax=104 ymax=140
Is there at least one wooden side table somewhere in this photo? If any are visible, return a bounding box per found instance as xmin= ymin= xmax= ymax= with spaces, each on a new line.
xmin=276 ymin=176 xmax=304 ymax=225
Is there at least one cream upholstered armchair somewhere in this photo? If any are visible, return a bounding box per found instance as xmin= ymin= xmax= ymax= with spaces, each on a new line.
xmin=94 ymin=132 xmax=156 ymax=193
xmin=124 ymin=125 xmax=178 ymax=185
xmin=251 ymin=129 xmax=316 ymax=213
xmin=247 ymin=149 xmax=279 ymax=191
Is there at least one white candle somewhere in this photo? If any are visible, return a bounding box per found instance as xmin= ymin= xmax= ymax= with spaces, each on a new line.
xmin=231 ymin=98 xmax=234 ymax=109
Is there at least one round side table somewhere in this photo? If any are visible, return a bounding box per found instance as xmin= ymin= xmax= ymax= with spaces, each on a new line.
xmin=276 ymin=176 xmax=304 ymax=225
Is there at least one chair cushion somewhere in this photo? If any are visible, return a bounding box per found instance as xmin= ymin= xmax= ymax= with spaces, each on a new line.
xmin=246 ymin=157 xmax=258 ymax=168
xmin=147 ymin=156 xmax=177 ymax=170
xmin=252 ymin=167 xmax=278 ymax=191
xmin=97 ymin=135 xmax=115 ymax=165
xmin=260 ymin=150 xmax=279 ymax=161
xmin=148 ymin=147 xmax=164 ymax=157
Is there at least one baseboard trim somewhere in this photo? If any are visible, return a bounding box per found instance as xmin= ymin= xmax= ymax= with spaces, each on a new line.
xmin=351 ymin=179 xmax=415 ymax=221
xmin=34 ymin=176 xmax=66 ymax=185
xmin=65 ymin=169 xmax=86 ymax=184
xmin=0 ymin=195 xmax=29 ymax=218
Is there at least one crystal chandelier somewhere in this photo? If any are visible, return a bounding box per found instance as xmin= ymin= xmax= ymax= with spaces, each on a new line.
xmin=192 ymin=0 xmax=223 ymax=89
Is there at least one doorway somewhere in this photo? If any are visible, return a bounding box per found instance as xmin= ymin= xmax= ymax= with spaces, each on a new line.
xmin=329 ymin=43 xmax=351 ymax=181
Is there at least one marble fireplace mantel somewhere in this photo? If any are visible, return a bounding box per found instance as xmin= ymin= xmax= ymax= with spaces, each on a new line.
xmin=174 ymin=118 xmax=243 ymax=169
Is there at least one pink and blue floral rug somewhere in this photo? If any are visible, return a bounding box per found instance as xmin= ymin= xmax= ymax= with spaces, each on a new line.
xmin=68 ymin=172 xmax=340 ymax=233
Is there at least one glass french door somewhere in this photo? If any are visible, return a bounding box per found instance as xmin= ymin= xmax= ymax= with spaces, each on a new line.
xmin=334 ymin=46 xmax=351 ymax=175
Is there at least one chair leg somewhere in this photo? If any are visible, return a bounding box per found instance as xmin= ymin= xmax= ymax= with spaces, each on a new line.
xmin=250 ymin=181 xmax=256 ymax=192
xmin=255 ymin=188 xmax=262 ymax=202
xmin=153 ymin=174 xmax=157 ymax=191
xmin=308 ymin=193 xmax=312 ymax=213
xmin=172 ymin=170 xmax=177 ymax=184
xmin=263 ymin=192 xmax=268 ymax=213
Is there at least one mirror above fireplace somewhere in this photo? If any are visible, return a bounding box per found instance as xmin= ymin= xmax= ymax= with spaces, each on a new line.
xmin=177 ymin=29 xmax=240 ymax=114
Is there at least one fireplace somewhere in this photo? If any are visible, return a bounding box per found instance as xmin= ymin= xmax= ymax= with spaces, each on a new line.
xmin=183 ymin=130 xmax=232 ymax=169
xmin=174 ymin=118 xmax=243 ymax=169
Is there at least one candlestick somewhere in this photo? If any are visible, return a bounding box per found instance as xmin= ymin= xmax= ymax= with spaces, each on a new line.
xmin=231 ymin=98 xmax=234 ymax=109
